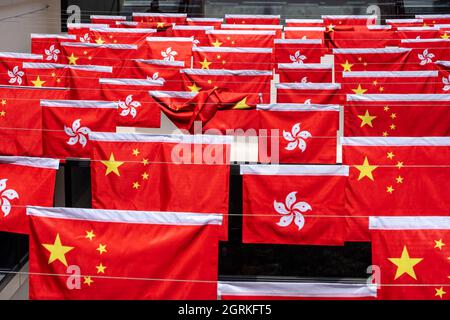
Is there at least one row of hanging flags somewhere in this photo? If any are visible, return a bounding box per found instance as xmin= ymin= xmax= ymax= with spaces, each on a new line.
xmin=0 ymin=12 xmax=449 ymax=300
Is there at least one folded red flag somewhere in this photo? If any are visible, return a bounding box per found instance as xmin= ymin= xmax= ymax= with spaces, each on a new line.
xmin=41 ymin=100 xmax=117 ymax=159
xmin=277 ymin=63 xmax=333 ymax=83
xmin=276 ymin=83 xmax=343 ymax=104
xmin=325 ymin=28 xmax=399 ymax=49
xmin=342 ymin=137 xmax=450 ymax=241
xmin=145 ymin=37 xmax=193 ymax=66
xmin=67 ymin=23 xmax=109 ymax=43
xmin=170 ymin=25 xmax=214 ymax=46
xmin=274 ymin=39 xmax=327 ymax=69
xmin=284 ymin=27 xmax=325 ymax=40
xmin=90 ymin=15 xmax=127 ymax=26
xmin=90 ymin=132 xmax=231 ymax=240
xmin=322 ymin=15 xmax=377 ymax=26
xmin=396 ymin=26 xmax=442 ymax=39
xmin=88 ymin=27 xmax=157 ymax=45
xmin=99 ymin=78 xmax=163 ymax=128
xmin=416 ymin=14 xmax=450 ymax=25
xmin=344 ymin=94 xmax=450 ymax=137
xmin=241 ymin=165 xmax=348 ymax=245
xmin=257 ymin=104 xmax=339 ymax=164
xmin=224 ymin=14 xmax=280 ymax=25
xmin=0 ymin=157 xmax=58 ymax=234
xmin=370 ymin=216 xmax=450 ymax=300
xmin=0 ymin=52 xmax=42 ymax=86
xmin=0 ymin=85 xmax=69 ymax=156
xmin=400 ymin=38 xmax=450 ymax=69
xmin=132 ymin=12 xmax=187 ymax=25
xmin=27 ymin=206 xmax=221 ymax=300
xmin=386 ymin=19 xmax=424 ymax=28
xmin=186 ymin=17 xmax=223 ymax=27
xmin=285 ymin=19 xmax=324 ymax=27
xmin=205 ymin=30 xmax=276 ymax=48
xmin=31 ymin=34 xmax=77 ymax=63
xmin=220 ymin=24 xmax=283 ymax=38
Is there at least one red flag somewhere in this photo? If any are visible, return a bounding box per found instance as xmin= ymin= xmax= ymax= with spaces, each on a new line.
xmin=284 ymin=27 xmax=325 ymax=40
xmin=27 ymin=206 xmax=221 ymax=300
xmin=276 ymin=83 xmax=343 ymax=104
xmin=326 ymin=28 xmax=398 ymax=49
xmin=31 ymin=34 xmax=77 ymax=63
xmin=257 ymin=104 xmax=339 ymax=164
xmin=396 ymin=26 xmax=442 ymax=39
xmin=342 ymin=137 xmax=450 ymax=241
xmin=285 ymin=19 xmax=324 ymax=27
xmin=88 ymin=27 xmax=156 ymax=45
xmin=400 ymin=38 xmax=450 ymax=69
xmin=344 ymin=94 xmax=450 ymax=137
xmin=370 ymin=216 xmax=450 ymax=300
xmin=0 ymin=85 xmax=69 ymax=156
xmin=219 ymin=24 xmax=283 ymax=38
xmin=99 ymin=78 xmax=163 ymax=128
xmin=0 ymin=52 xmax=42 ymax=86
xmin=90 ymin=15 xmax=127 ymax=26
xmin=41 ymin=100 xmax=117 ymax=159
xmin=132 ymin=12 xmax=187 ymax=25
xmin=67 ymin=23 xmax=109 ymax=43
xmin=386 ymin=19 xmax=424 ymax=28
xmin=241 ymin=165 xmax=349 ymax=245
xmin=145 ymin=37 xmax=193 ymax=66
xmin=219 ymin=281 xmax=376 ymax=300
xmin=0 ymin=157 xmax=58 ymax=234
xmin=224 ymin=14 xmax=280 ymax=25
xmin=170 ymin=25 xmax=214 ymax=47
xmin=181 ymin=68 xmax=271 ymax=103
xmin=90 ymin=132 xmax=231 ymax=240
xmin=274 ymin=39 xmax=327 ymax=66
xmin=205 ymin=30 xmax=276 ymax=48
xmin=192 ymin=47 xmax=273 ymax=71
xmin=322 ymin=15 xmax=377 ymax=26
xmin=278 ymin=63 xmax=332 ymax=83
xmin=186 ymin=17 xmax=223 ymax=27
xmin=416 ymin=14 xmax=450 ymax=25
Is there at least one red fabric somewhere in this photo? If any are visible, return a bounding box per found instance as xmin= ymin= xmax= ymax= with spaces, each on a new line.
xmin=88 ymin=28 xmax=156 ymax=45
xmin=205 ymin=31 xmax=276 ymax=48
xmin=90 ymin=16 xmax=127 ymax=26
xmin=371 ymin=227 xmax=450 ymax=300
xmin=145 ymin=37 xmax=193 ymax=66
xmin=0 ymin=53 xmax=42 ymax=86
xmin=90 ymin=135 xmax=230 ymax=240
xmin=0 ymin=159 xmax=57 ymax=234
xmin=28 ymin=207 xmax=220 ymax=299
xmin=219 ymin=25 xmax=282 ymax=38
xmin=400 ymin=39 xmax=450 ymax=70
xmin=224 ymin=16 xmax=280 ymax=25
xmin=343 ymin=140 xmax=450 ymax=241
xmin=285 ymin=20 xmax=324 ymax=27
xmin=169 ymin=27 xmax=212 ymax=47
xmin=322 ymin=16 xmax=377 ymax=26
xmin=42 ymin=101 xmax=117 ymax=159
xmin=242 ymin=167 xmax=348 ymax=245
xmin=274 ymin=40 xmax=327 ymax=66
xmin=132 ymin=14 xmax=186 ymax=25
xmin=257 ymin=106 xmax=338 ymax=164
xmin=186 ymin=18 xmax=223 ymax=28
xmin=31 ymin=35 xmax=77 ymax=63
xmin=0 ymin=86 xmax=69 ymax=156
xmin=276 ymin=83 xmax=344 ymax=104
xmin=326 ymin=30 xmax=399 ymax=49
xmin=396 ymin=29 xmax=442 ymax=39
xmin=284 ymin=28 xmax=325 ymax=40
xmin=278 ymin=64 xmax=332 ymax=83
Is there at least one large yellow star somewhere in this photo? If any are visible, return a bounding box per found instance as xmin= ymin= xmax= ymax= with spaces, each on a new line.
xmin=212 ymin=39 xmax=222 ymax=47
xmin=101 ymin=153 xmax=124 ymax=176
xmin=233 ymin=97 xmax=250 ymax=109
xmin=358 ymin=110 xmax=377 ymax=127
xmin=441 ymin=32 xmax=449 ymax=40
xmin=95 ymin=37 xmax=105 ymax=44
xmin=67 ymin=53 xmax=78 ymax=65
xmin=199 ymin=58 xmax=212 ymax=69
xmin=341 ymin=60 xmax=353 ymax=72
xmin=156 ymin=22 xmax=165 ymax=28
xmin=355 ymin=156 xmax=378 ymax=181
xmin=435 ymin=287 xmax=446 ymax=299
xmin=388 ymin=246 xmax=423 ymax=280
xmin=352 ymin=84 xmax=367 ymax=95
xmin=434 ymin=239 xmax=445 ymax=250
xmin=187 ymin=83 xmax=201 ymax=93
xmin=85 ymin=230 xmax=95 ymax=241
xmin=42 ymin=233 xmax=74 ymax=267
xmin=31 ymin=76 xmax=46 ymax=87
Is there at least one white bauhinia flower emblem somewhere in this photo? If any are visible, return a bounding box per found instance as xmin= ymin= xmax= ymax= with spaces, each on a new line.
xmin=283 ymin=123 xmax=312 ymax=152
xmin=418 ymin=49 xmax=435 ymax=65
xmin=274 ymin=191 xmax=311 ymax=230
xmin=442 ymin=75 xmax=450 ymax=91
xmin=80 ymin=33 xmax=91 ymax=43
xmin=161 ymin=47 xmax=178 ymax=61
xmin=147 ymin=72 xmax=166 ymax=84
xmin=300 ymin=76 xmax=309 ymax=83
xmin=193 ymin=38 xmax=200 ymax=46
xmin=0 ymin=179 xmax=19 ymax=217
xmin=289 ymin=50 xmax=306 ymax=64
xmin=304 ymin=99 xmax=311 ymax=104
xmin=64 ymin=119 xmax=91 ymax=147
xmin=44 ymin=44 xmax=60 ymax=62
xmin=7 ymin=66 xmax=24 ymax=85
xmin=118 ymin=94 xmax=141 ymax=118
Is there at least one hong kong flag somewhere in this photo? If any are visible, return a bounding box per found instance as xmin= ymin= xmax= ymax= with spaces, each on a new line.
xmin=170 ymin=25 xmax=214 ymax=47
xmin=90 ymin=132 xmax=231 ymax=240
xmin=132 ymin=12 xmax=187 ymax=25
xmin=90 ymin=15 xmax=127 ymax=26
xmin=41 ymin=100 xmax=117 ymax=159
xmin=241 ymin=165 xmax=349 ymax=246
xmin=284 ymin=27 xmax=325 ymax=40
xmin=224 ymin=14 xmax=280 ymax=25
xmin=99 ymin=78 xmax=164 ymax=128
xmin=277 ymin=63 xmax=332 ymax=83
xmin=276 ymin=83 xmax=343 ymax=104
xmin=274 ymin=39 xmax=327 ymax=67
xmin=192 ymin=47 xmax=273 ymax=71
xmin=285 ymin=19 xmax=324 ymax=27
xmin=31 ymin=34 xmax=77 ymax=63
xmin=257 ymin=104 xmax=339 ymax=164
xmin=186 ymin=17 xmax=223 ymax=27
xmin=370 ymin=216 xmax=450 ymax=300
xmin=342 ymin=137 xmax=450 ymax=241
xmin=0 ymin=157 xmax=59 ymax=234
xmin=400 ymin=38 xmax=450 ymax=69
xmin=0 ymin=85 xmax=69 ymax=157
xmin=219 ymin=281 xmax=376 ymax=300
xmin=0 ymin=52 xmax=42 ymax=86
xmin=27 ymin=206 xmax=221 ymax=300
xmin=67 ymin=23 xmax=109 ymax=43
xmin=205 ymin=30 xmax=276 ymax=48
xmin=344 ymin=94 xmax=450 ymax=137
xmin=88 ymin=27 xmax=157 ymax=45
xmin=145 ymin=37 xmax=193 ymax=66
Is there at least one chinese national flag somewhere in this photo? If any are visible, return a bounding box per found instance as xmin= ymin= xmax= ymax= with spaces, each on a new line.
xmin=170 ymin=25 xmax=214 ymax=47
xmin=0 ymin=52 xmax=42 ymax=86
xmin=276 ymin=83 xmax=343 ymax=104
xmin=27 ymin=206 xmax=221 ymax=300
xmin=224 ymin=14 xmax=280 ymax=25
xmin=400 ymin=38 xmax=450 ymax=70
xmin=325 ymin=29 xmax=398 ymax=49
xmin=344 ymin=94 xmax=450 ymax=137
xmin=342 ymin=137 xmax=450 ymax=241
xmin=241 ymin=164 xmax=348 ymax=245
xmin=285 ymin=19 xmax=325 ymax=27
xmin=274 ymin=39 xmax=327 ymax=67
xmin=284 ymin=27 xmax=325 ymax=40
xmin=31 ymin=34 xmax=77 ymax=63
xmin=181 ymin=68 xmax=271 ymax=103
xmin=370 ymin=216 xmax=450 ymax=300
xmin=257 ymin=104 xmax=339 ymax=164
xmin=88 ymin=27 xmax=156 ymax=45
xmin=99 ymin=78 xmax=163 ymax=128
xmin=90 ymin=15 xmax=127 ymax=26
xmin=205 ymin=30 xmax=276 ymax=48
xmin=145 ymin=37 xmax=193 ymax=66
xmin=416 ymin=14 xmax=450 ymax=25
xmin=192 ymin=47 xmax=273 ymax=71
xmin=0 ymin=157 xmax=59 ymax=234
xmin=132 ymin=12 xmax=187 ymax=24
xmin=219 ymin=281 xmax=376 ymax=300
xmin=0 ymin=85 xmax=69 ymax=157
xmin=90 ymin=132 xmax=231 ymax=240
xmin=278 ymin=63 xmax=332 ymax=83
xmin=322 ymin=15 xmax=377 ymax=26
xmin=41 ymin=100 xmax=117 ymax=159
xmin=186 ymin=17 xmax=223 ymax=28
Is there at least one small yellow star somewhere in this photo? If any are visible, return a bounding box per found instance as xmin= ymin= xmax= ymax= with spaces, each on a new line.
xmin=84 ymin=276 xmax=94 ymax=286
xmin=441 ymin=32 xmax=449 ymax=40
xmin=434 ymin=239 xmax=445 ymax=250
xmin=142 ymin=158 xmax=149 ymax=166
xmin=1 ymin=99 xmax=6 ymax=106
xmin=199 ymin=57 xmax=212 ymax=69
xmin=188 ymin=83 xmax=201 ymax=93
xmin=101 ymin=153 xmax=124 ymax=176
xmin=327 ymin=24 xmax=335 ymax=32
xmin=383 ymin=131 xmax=389 ymax=137
xmin=207 ymin=79 xmax=212 ymax=84
xmin=435 ymin=287 xmax=446 ymax=299
xmin=384 ymin=106 xmax=390 ymax=112
xmin=358 ymin=57 xmax=363 ymax=61
xmin=85 ymin=230 xmax=95 ymax=241
xmin=390 ymin=113 xmax=397 ymax=119
xmin=83 ymin=50 xmax=88 ymax=55
xmin=96 ymin=244 xmax=107 ymax=255
xmin=157 ymin=22 xmax=165 ymax=28
xmin=352 ymin=84 xmax=367 ymax=95
xmin=109 ymin=35 xmax=113 ymax=39
xmin=388 ymin=246 xmax=423 ymax=280
xmin=222 ymin=60 xmax=226 ymax=64
xmin=217 ymin=55 xmax=221 ymax=59
xmin=387 ymin=152 xmax=395 ymax=160
xmin=212 ymin=39 xmax=222 ymax=47
xmin=95 ymin=37 xmax=105 ymax=44
xmin=231 ymin=41 xmax=235 ymax=45
xmin=357 ymin=110 xmax=377 ymax=127
xmin=67 ymin=53 xmax=78 ymax=65
xmin=341 ymin=60 xmax=353 ymax=72
xmin=96 ymin=263 xmax=107 ymax=274
xmin=373 ymin=80 xmax=378 ymax=85
xmin=390 ymin=124 xmax=396 ymax=130
xmin=396 ymin=176 xmax=404 ymax=184
xmin=396 ymin=161 xmax=404 ymax=169
xmin=386 ymin=185 xmax=395 ymax=194
xmin=51 ymin=72 xmax=56 ymax=77
xmin=132 ymin=181 xmax=140 ymax=189
xmin=31 ymin=76 xmax=46 ymax=87
xmin=142 ymin=172 xmax=149 ymax=180
xmin=0 ymin=110 xmax=5 ymax=117
xmin=355 ymin=156 xmax=378 ymax=181
xmin=132 ymin=148 xmax=140 ymax=156
xmin=379 ymin=86 xmax=384 ymax=92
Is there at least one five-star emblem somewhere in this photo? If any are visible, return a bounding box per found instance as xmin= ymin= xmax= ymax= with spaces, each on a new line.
xmin=388 ymin=246 xmax=423 ymax=280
